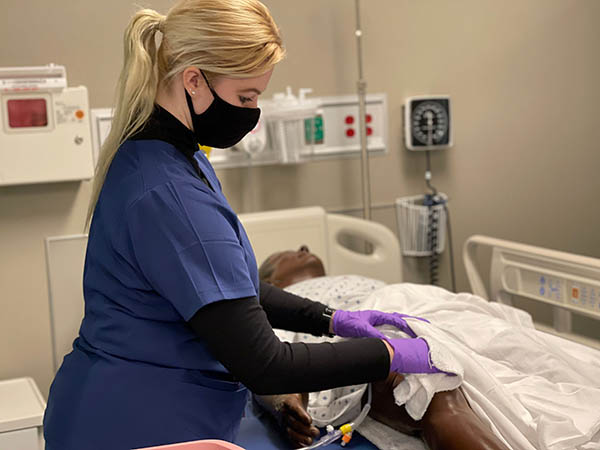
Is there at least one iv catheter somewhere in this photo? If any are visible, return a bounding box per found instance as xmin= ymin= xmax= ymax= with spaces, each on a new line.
xmin=298 ymin=383 xmax=372 ymax=449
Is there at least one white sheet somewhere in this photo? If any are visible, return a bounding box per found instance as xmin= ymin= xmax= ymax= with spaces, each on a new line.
xmin=279 ymin=276 xmax=600 ymax=450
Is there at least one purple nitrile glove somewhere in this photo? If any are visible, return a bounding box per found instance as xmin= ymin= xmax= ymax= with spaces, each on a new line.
xmin=332 ymin=310 xmax=429 ymax=340
xmin=387 ymin=337 xmax=446 ymax=374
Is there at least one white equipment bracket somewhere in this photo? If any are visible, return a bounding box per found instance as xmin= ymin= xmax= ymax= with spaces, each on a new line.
xmin=0 ymin=64 xmax=67 ymax=92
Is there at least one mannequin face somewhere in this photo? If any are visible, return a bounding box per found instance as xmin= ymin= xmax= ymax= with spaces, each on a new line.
xmin=262 ymin=245 xmax=326 ymax=289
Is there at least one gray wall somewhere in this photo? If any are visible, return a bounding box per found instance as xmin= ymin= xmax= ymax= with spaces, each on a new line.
xmin=1 ymin=0 xmax=599 ymax=397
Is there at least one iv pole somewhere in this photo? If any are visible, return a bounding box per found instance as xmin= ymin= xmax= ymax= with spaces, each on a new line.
xmin=355 ymin=0 xmax=371 ymax=220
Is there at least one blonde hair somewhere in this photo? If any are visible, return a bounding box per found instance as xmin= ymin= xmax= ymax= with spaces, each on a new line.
xmin=86 ymin=0 xmax=285 ymax=226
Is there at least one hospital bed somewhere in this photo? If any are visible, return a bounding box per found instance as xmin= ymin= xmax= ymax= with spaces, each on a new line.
xmin=44 ymin=206 xmax=600 ymax=449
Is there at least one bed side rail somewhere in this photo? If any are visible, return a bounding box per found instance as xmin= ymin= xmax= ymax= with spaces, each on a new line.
xmin=464 ymin=235 xmax=600 ymax=347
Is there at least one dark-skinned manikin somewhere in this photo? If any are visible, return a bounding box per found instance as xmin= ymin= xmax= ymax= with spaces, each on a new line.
xmin=257 ymin=246 xmax=509 ymax=450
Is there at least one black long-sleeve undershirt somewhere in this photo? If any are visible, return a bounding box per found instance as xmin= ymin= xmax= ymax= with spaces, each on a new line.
xmin=258 ymin=281 xmax=333 ymax=336
xmin=188 ymin=283 xmax=390 ymax=395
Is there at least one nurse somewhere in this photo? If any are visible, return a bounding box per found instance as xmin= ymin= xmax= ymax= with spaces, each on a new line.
xmin=43 ymin=1 xmax=441 ymax=449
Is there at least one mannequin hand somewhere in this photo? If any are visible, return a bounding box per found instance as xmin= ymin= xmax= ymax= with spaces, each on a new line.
xmin=255 ymin=393 xmax=319 ymax=448
xmin=278 ymin=393 xmax=319 ymax=448
xmin=332 ymin=310 xmax=428 ymax=339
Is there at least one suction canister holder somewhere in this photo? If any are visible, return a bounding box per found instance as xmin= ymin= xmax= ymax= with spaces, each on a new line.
xmin=262 ymin=87 xmax=318 ymax=164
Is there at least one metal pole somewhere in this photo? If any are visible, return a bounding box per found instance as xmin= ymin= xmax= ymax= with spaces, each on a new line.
xmin=355 ymin=0 xmax=371 ymax=221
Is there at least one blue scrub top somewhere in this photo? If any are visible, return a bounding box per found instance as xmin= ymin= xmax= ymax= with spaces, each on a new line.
xmin=44 ymin=138 xmax=259 ymax=450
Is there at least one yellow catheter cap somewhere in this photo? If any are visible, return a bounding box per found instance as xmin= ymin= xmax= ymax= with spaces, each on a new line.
xmin=340 ymin=423 xmax=353 ymax=434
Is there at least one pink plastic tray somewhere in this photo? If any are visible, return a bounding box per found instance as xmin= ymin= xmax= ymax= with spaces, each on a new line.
xmin=135 ymin=439 xmax=246 ymax=449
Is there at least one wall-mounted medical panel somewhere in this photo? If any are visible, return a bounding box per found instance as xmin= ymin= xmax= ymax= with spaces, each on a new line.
xmin=90 ymin=93 xmax=388 ymax=170
xmin=0 ymin=65 xmax=94 ymax=186
xmin=313 ymin=94 xmax=387 ymax=156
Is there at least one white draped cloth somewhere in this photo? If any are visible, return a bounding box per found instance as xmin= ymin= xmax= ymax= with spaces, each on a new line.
xmin=275 ymin=276 xmax=600 ymax=450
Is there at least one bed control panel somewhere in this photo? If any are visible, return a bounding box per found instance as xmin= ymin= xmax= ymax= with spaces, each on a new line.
xmin=568 ymin=282 xmax=598 ymax=311
xmin=521 ymin=271 xmax=564 ymax=302
xmin=501 ymin=266 xmax=600 ymax=318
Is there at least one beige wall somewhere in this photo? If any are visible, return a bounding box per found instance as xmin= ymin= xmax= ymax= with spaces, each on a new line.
xmin=1 ymin=0 xmax=599 ymax=398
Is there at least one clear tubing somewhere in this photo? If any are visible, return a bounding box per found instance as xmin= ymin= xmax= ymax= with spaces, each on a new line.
xmin=299 ymin=429 xmax=342 ymax=449
xmin=350 ymin=383 xmax=372 ymax=429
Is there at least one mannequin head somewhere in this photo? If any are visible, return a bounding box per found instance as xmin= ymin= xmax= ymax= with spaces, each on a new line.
xmin=259 ymin=245 xmax=326 ymax=288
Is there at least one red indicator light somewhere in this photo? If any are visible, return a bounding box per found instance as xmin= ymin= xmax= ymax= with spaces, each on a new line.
xmin=367 ymin=127 xmax=373 ymax=136
xmin=366 ymin=114 xmax=372 ymax=123
xmin=345 ymin=116 xmax=354 ymax=125
xmin=346 ymin=128 xmax=355 ymax=138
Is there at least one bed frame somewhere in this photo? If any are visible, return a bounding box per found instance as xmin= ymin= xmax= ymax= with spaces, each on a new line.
xmin=45 ymin=207 xmax=600 ymax=373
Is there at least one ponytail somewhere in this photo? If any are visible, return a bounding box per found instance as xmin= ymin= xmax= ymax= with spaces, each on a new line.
xmin=86 ymin=9 xmax=164 ymax=227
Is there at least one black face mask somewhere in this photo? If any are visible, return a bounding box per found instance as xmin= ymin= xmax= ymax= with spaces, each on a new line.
xmin=185 ymin=71 xmax=261 ymax=149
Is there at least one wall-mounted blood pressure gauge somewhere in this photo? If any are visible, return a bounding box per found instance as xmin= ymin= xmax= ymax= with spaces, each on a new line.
xmin=404 ymin=96 xmax=452 ymax=151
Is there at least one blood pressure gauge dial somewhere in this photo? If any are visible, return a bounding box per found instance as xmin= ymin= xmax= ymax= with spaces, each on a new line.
xmin=404 ymin=96 xmax=452 ymax=151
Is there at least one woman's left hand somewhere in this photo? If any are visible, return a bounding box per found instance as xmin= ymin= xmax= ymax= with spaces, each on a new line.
xmin=332 ymin=310 xmax=429 ymax=339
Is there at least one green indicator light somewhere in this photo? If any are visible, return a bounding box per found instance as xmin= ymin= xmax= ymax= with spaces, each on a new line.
xmin=305 ymin=115 xmax=324 ymax=145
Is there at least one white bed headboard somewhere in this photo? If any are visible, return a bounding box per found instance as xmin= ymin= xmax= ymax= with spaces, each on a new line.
xmin=239 ymin=206 xmax=401 ymax=283
xmin=464 ymin=235 xmax=600 ymax=348
xmin=45 ymin=207 xmax=402 ymax=371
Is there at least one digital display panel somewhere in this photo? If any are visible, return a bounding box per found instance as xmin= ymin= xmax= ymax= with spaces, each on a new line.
xmin=7 ymin=98 xmax=48 ymax=128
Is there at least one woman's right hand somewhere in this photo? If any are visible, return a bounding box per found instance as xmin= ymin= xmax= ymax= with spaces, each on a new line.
xmin=386 ymin=338 xmax=448 ymax=374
